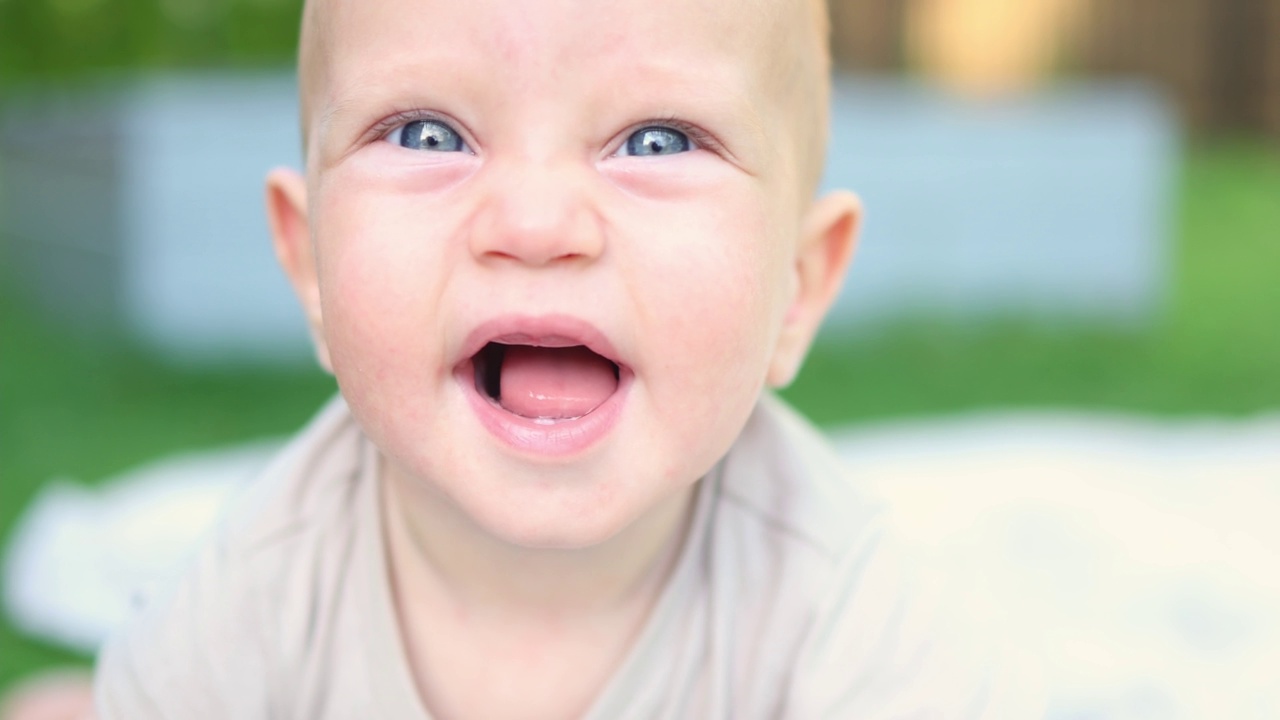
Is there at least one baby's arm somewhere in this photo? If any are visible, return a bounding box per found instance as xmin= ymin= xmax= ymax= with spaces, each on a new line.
xmin=92 ymin=521 xmax=275 ymax=720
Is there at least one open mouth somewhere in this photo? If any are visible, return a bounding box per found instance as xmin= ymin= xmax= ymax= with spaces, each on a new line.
xmin=472 ymin=342 xmax=621 ymax=423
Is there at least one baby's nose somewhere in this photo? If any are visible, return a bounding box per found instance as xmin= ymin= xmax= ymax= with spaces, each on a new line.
xmin=468 ymin=159 xmax=604 ymax=267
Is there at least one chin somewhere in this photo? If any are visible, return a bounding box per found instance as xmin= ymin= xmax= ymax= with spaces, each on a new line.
xmin=493 ymin=521 xmax=625 ymax=552
xmin=463 ymin=476 xmax=651 ymax=551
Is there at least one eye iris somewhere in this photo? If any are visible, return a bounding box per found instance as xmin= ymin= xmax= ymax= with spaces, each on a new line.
xmin=401 ymin=119 xmax=463 ymax=151
xmin=626 ymin=127 xmax=689 ymax=156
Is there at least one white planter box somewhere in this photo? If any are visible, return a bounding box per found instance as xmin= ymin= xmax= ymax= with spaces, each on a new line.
xmin=2 ymin=73 xmax=310 ymax=363
xmin=823 ymin=77 xmax=1178 ymax=327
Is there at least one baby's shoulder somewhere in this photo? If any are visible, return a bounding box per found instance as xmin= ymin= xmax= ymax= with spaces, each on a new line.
xmin=95 ymin=396 xmax=380 ymax=719
xmin=715 ymin=394 xmax=885 ymax=569
xmin=715 ymin=399 xmax=1027 ymax=718
xmin=220 ymin=394 xmax=371 ymax=561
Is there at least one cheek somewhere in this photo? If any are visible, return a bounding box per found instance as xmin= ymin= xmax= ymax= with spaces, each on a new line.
xmin=311 ymin=175 xmax=457 ymax=388
xmin=623 ymin=186 xmax=793 ymax=385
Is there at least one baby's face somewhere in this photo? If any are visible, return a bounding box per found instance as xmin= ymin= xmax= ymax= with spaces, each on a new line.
xmin=273 ymin=0 xmax=855 ymax=548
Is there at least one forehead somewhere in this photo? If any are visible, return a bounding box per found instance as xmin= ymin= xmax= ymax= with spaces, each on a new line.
xmin=303 ymin=0 xmax=810 ymax=134
xmin=327 ymin=0 xmax=785 ymax=60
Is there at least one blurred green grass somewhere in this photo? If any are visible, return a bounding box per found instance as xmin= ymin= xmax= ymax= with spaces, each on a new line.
xmin=2 ymin=140 xmax=1278 ymax=690
xmin=0 ymin=0 xmax=303 ymax=86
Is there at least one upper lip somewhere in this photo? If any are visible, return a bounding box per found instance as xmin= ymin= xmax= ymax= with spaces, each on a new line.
xmin=456 ymin=315 xmax=625 ymax=367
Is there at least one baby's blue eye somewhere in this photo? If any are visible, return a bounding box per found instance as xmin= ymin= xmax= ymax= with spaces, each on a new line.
xmin=390 ymin=119 xmax=467 ymax=152
xmin=623 ymin=126 xmax=691 ymax=157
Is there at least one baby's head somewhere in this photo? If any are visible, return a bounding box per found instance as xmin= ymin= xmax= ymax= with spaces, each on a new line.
xmin=267 ymin=0 xmax=860 ymax=549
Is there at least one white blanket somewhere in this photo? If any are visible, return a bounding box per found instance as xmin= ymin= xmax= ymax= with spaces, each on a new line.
xmin=6 ymin=413 xmax=1278 ymax=719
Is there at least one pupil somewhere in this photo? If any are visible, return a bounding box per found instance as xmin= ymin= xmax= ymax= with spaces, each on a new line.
xmin=400 ymin=120 xmax=461 ymax=151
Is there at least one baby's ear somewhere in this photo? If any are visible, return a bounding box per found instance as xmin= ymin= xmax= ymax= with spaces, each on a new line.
xmin=266 ymin=168 xmax=332 ymax=373
xmin=767 ymin=190 xmax=861 ymax=388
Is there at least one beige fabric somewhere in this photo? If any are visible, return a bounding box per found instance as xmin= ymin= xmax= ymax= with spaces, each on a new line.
xmin=95 ymin=394 xmax=1029 ymax=719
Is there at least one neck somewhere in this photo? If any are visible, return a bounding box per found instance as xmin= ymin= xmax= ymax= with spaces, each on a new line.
xmin=382 ymin=460 xmax=696 ymax=619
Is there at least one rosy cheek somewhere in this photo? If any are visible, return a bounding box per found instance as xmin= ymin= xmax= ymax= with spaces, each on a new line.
xmin=313 ymin=184 xmax=454 ymax=383
xmin=620 ymin=187 xmax=782 ymax=368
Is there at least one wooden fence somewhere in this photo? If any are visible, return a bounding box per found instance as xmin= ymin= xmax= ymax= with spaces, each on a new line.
xmin=828 ymin=0 xmax=1280 ymax=137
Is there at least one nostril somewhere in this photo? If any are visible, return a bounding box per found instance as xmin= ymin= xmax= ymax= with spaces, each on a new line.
xmin=480 ymin=249 xmax=520 ymax=263
xmin=480 ymin=247 xmax=590 ymax=267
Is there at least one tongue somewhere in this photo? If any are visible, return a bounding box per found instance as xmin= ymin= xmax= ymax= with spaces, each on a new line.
xmin=499 ymin=346 xmax=619 ymax=419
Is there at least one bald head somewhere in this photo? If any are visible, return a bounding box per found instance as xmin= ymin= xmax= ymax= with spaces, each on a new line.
xmin=296 ymin=0 xmax=832 ymax=195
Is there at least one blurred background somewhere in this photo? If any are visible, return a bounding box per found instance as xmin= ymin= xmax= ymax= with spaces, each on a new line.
xmin=1 ymin=0 xmax=1278 ymax=717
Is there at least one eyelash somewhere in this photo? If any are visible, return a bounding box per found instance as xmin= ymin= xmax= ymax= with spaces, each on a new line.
xmin=366 ymin=110 xmax=724 ymax=157
xmin=619 ymin=116 xmax=721 ymax=156
xmin=368 ymin=109 xmax=468 ymax=146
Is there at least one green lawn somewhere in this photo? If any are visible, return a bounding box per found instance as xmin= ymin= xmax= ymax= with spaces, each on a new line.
xmin=2 ymin=139 xmax=1278 ymax=690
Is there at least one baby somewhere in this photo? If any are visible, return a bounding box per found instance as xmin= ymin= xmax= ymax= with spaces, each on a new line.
xmin=85 ymin=0 xmax=1022 ymax=717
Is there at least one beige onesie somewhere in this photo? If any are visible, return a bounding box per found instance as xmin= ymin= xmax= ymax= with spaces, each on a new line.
xmin=95 ymin=394 xmax=1029 ymax=718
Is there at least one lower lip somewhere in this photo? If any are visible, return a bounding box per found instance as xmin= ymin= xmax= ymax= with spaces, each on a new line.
xmin=455 ymin=361 xmax=631 ymax=457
